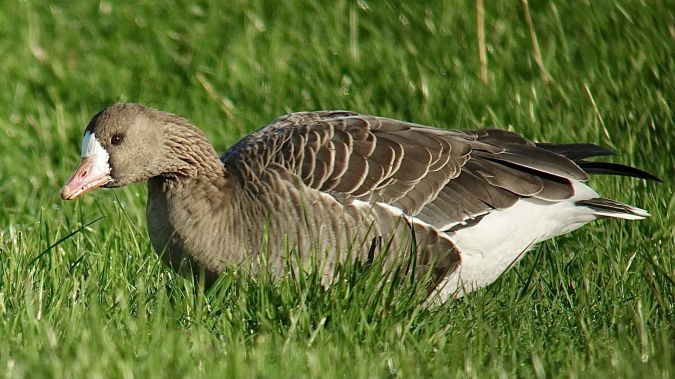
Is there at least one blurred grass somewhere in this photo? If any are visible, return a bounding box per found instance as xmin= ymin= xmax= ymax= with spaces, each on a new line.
xmin=0 ymin=0 xmax=673 ymax=378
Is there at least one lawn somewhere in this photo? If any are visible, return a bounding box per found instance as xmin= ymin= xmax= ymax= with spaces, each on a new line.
xmin=0 ymin=1 xmax=673 ymax=378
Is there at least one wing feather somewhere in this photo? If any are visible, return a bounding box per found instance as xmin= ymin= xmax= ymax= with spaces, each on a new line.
xmin=222 ymin=112 xmax=586 ymax=230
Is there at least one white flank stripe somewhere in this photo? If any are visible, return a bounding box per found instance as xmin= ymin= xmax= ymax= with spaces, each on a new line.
xmin=352 ymin=200 xmax=437 ymax=229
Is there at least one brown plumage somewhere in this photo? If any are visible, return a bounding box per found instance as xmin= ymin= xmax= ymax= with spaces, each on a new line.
xmin=61 ymin=104 xmax=656 ymax=300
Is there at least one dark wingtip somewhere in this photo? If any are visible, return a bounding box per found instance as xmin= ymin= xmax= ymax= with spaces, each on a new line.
xmin=535 ymin=143 xmax=616 ymax=160
xmin=578 ymin=161 xmax=662 ymax=182
xmin=536 ymin=143 xmax=660 ymax=182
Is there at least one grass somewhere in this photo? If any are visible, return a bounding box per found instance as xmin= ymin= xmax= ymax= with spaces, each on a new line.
xmin=0 ymin=0 xmax=673 ymax=377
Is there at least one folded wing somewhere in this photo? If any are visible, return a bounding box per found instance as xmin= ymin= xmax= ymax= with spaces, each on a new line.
xmin=222 ymin=112 xmax=590 ymax=230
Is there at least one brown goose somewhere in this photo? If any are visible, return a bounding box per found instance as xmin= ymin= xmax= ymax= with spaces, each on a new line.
xmin=61 ymin=104 xmax=657 ymax=300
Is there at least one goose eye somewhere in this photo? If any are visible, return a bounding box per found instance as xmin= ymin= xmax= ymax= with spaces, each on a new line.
xmin=111 ymin=134 xmax=124 ymax=145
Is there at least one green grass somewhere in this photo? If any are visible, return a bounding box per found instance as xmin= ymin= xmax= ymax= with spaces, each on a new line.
xmin=0 ymin=0 xmax=673 ymax=377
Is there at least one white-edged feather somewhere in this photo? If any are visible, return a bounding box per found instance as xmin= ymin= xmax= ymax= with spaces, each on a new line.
xmin=594 ymin=206 xmax=650 ymax=220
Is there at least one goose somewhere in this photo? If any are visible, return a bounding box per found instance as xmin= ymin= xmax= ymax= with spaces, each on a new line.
xmin=60 ymin=104 xmax=657 ymax=300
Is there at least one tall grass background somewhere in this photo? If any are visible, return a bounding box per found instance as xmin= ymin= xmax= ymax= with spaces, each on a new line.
xmin=0 ymin=1 xmax=673 ymax=378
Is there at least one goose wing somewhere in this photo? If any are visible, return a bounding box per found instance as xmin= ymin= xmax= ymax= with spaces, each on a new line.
xmin=221 ymin=111 xmax=587 ymax=230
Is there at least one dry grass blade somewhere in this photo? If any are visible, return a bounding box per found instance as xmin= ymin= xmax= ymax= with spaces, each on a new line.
xmin=521 ymin=0 xmax=551 ymax=83
xmin=477 ymin=0 xmax=488 ymax=84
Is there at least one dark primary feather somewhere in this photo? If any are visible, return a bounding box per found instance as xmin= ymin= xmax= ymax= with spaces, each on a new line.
xmin=576 ymin=161 xmax=661 ymax=181
xmin=537 ymin=142 xmax=661 ymax=181
xmin=536 ymin=143 xmax=615 ymax=160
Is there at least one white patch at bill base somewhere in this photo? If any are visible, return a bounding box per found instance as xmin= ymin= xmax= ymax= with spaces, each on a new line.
xmin=81 ymin=131 xmax=111 ymax=174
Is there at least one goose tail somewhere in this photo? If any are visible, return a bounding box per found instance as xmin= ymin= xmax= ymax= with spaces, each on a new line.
xmin=576 ymin=197 xmax=650 ymax=220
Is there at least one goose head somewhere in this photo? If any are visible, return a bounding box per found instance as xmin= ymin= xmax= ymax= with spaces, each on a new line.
xmin=61 ymin=103 xmax=207 ymax=200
